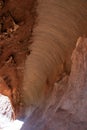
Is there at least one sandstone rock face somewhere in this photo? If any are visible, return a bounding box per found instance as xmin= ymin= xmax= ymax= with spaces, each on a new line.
xmin=0 ymin=0 xmax=36 ymax=116
xmin=21 ymin=37 xmax=87 ymax=130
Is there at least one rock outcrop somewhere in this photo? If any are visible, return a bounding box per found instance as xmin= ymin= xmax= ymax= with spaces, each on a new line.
xmin=0 ymin=1 xmax=87 ymax=130
xmin=0 ymin=0 xmax=36 ymax=116
xmin=21 ymin=37 xmax=87 ymax=130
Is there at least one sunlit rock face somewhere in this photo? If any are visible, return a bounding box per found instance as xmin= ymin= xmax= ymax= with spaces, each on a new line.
xmin=0 ymin=94 xmax=24 ymax=130
xmin=0 ymin=94 xmax=14 ymax=129
xmin=21 ymin=38 xmax=87 ymax=130
xmin=2 ymin=120 xmax=24 ymax=130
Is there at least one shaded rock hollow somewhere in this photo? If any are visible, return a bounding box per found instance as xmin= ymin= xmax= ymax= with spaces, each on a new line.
xmin=0 ymin=0 xmax=87 ymax=130
xmin=21 ymin=38 xmax=87 ymax=130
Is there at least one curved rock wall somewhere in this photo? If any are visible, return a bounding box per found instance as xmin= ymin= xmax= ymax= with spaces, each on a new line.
xmin=22 ymin=37 xmax=87 ymax=130
xmin=23 ymin=0 xmax=87 ymax=107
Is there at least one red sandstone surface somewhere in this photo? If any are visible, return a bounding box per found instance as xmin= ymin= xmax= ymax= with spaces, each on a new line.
xmin=0 ymin=1 xmax=87 ymax=130
xmin=0 ymin=0 xmax=35 ymax=116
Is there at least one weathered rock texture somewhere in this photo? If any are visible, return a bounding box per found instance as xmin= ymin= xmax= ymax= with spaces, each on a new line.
xmin=21 ymin=37 xmax=87 ymax=130
xmin=23 ymin=0 xmax=87 ymax=111
xmin=0 ymin=1 xmax=87 ymax=130
xmin=0 ymin=0 xmax=36 ymax=116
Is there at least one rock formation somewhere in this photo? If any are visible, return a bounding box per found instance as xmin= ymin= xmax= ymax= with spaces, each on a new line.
xmin=0 ymin=0 xmax=36 ymax=116
xmin=21 ymin=37 xmax=87 ymax=130
xmin=0 ymin=0 xmax=87 ymax=130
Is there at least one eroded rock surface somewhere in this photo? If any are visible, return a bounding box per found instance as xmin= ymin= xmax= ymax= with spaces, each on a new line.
xmin=21 ymin=37 xmax=87 ymax=130
xmin=0 ymin=0 xmax=36 ymax=116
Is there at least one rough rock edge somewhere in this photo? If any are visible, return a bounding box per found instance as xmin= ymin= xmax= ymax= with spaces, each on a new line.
xmin=21 ymin=37 xmax=87 ymax=130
